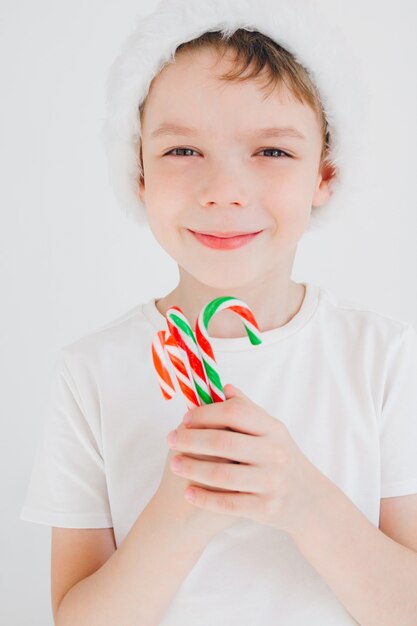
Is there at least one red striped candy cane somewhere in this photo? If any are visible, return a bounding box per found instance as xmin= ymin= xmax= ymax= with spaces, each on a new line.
xmin=151 ymin=330 xmax=200 ymax=409
xmin=166 ymin=306 xmax=213 ymax=405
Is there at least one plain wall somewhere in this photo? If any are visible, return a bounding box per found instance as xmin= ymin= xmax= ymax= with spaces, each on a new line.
xmin=2 ymin=0 xmax=416 ymax=623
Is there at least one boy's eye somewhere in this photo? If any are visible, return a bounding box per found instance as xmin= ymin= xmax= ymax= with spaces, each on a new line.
xmin=164 ymin=147 xmax=292 ymax=158
xmin=259 ymin=148 xmax=291 ymax=158
xmin=165 ymin=147 xmax=199 ymax=157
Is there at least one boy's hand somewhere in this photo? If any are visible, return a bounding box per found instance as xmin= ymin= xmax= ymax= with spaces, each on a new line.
xmin=167 ymin=384 xmax=331 ymax=536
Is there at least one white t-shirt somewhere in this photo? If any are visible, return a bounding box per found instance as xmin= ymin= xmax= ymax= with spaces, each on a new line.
xmin=20 ymin=282 xmax=417 ymax=625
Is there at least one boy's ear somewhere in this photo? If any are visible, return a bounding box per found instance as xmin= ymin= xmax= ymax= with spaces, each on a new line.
xmin=312 ymin=160 xmax=336 ymax=207
xmin=138 ymin=175 xmax=145 ymax=204
xmin=138 ymin=143 xmax=145 ymax=203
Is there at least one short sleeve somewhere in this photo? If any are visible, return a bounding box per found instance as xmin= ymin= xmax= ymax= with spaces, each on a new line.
xmin=19 ymin=350 xmax=113 ymax=527
xmin=379 ymin=322 xmax=417 ymax=498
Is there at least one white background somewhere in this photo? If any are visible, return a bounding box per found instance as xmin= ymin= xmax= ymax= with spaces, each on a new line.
xmin=2 ymin=0 xmax=416 ymax=623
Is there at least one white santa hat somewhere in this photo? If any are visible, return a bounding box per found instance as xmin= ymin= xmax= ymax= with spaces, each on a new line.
xmin=100 ymin=0 xmax=369 ymax=230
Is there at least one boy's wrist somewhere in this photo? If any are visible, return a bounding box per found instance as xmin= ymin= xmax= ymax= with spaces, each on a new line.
xmin=147 ymin=492 xmax=216 ymax=549
xmin=284 ymin=469 xmax=339 ymax=542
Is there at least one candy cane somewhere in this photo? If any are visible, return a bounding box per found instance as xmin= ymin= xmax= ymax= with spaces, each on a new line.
xmin=151 ymin=297 xmax=263 ymax=410
xmin=166 ymin=306 xmax=213 ymax=405
xmin=163 ymin=332 xmax=201 ymax=409
xmin=151 ymin=330 xmax=200 ymax=409
xmin=196 ymin=296 xmax=262 ymax=402
xmin=151 ymin=330 xmax=176 ymax=400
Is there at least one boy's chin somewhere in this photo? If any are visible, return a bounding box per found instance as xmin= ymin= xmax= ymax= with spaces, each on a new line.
xmin=186 ymin=268 xmax=256 ymax=293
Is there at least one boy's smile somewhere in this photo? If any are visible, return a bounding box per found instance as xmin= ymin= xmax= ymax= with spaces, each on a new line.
xmin=188 ymin=228 xmax=264 ymax=250
xmin=138 ymin=46 xmax=334 ymax=337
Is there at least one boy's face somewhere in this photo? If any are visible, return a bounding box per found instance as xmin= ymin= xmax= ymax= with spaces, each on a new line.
xmin=139 ymin=47 xmax=334 ymax=290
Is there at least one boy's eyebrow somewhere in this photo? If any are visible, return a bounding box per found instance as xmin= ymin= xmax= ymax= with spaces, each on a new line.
xmin=150 ymin=122 xmax=306 ymax=141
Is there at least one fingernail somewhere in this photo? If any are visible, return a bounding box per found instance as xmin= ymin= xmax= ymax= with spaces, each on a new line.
xmin=183 ymin=412 xmax=192 ymax=425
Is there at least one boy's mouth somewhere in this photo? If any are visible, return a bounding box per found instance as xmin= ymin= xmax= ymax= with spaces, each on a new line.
xmin=193 ymin=230 xmax=259 ymax=238
xmin=188 ymin=229 xmax=263 ymax=250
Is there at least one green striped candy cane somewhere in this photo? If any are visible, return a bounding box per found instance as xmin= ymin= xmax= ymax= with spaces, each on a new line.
xmin=195 ymin=296 xmax=262 ymax=402
xmin=166 ymin=306 xmax=214 ymax=405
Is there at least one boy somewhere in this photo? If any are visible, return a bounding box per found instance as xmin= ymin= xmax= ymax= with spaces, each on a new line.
xmin=20 ymin=1 xmax=417 ymax=625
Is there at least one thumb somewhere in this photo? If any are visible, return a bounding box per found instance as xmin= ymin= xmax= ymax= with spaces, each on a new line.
xmin=223 ymin=383 xmax=247 ymax=400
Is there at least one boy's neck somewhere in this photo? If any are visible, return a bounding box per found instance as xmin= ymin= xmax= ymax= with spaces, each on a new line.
xmin=154 ymin=279 xmax=306 ymax=339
